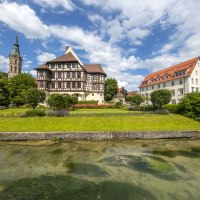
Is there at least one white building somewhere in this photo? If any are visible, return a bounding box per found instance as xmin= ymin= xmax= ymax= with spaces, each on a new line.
xmin=139 ymin=57 xmax=200 ymax=104
xmin=35 ymin=47 xmax=106 ymax=104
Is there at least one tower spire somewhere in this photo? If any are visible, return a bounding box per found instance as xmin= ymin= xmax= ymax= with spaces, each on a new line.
xmin=15 ymin=34 xmax=19 ymax=45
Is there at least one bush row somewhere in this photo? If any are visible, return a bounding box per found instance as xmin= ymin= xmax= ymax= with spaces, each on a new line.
xmin=74 ymin=104 xmax=115 ymax=109
xmin=77 ymin=100 xmax=98 ymax=105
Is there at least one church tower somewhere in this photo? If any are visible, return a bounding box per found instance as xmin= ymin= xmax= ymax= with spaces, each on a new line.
xmin=8 ymin=35 xmax=22 ymax=79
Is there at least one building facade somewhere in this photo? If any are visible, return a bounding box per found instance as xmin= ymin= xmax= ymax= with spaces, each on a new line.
xmin=139 ymin=57 xmax=200 ymax=104
xmin=35 ymin=47 xmax=106 ymax=103
xmin=8 ymin=36 xmax=22 ymax=79
xmin=113 ymin=87 xmax=127 ymax=104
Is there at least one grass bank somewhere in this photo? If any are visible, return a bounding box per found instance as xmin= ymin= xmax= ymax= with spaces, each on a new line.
xmin=0 ymin=114 xmax=199 ymax=132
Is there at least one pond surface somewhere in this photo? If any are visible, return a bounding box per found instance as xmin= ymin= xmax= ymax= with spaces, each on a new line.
xmin=0 ymin=139 xmax=200 ymax=200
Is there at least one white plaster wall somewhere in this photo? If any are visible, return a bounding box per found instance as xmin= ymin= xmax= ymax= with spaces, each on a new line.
xmin=86 ymin=93 xmax=104 ymax=104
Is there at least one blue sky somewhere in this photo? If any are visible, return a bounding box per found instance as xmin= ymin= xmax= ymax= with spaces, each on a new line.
xmin=0 ymin=0 xmax=200 ymax=91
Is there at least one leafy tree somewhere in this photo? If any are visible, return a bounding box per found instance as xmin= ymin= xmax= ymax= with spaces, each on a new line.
xmin=178 ymin=92 xmax=200 ymax=121
xmin=129 ymin=94 xmax=143 ymax=106
xmin=9 ymin=73 xmax=36 ymax=106
xmin=105 ymin=78 xmax=118 ymax=101
xmin=0 ymin=78 xmax=10 ymax=107
xmin=47 ymin=93 xmax=66 ymax=110
xmin=150 ymin=89 xmax=172 ymax=108
xmin=64 ymin=95 xmax=78 ymax=110
xmin=26 ymin=88 xmax=46 ymax=109
xmin=0 ymin=71 xmax=8 ymax=79
xmin=115 ymin=101 xmax=123 ymax=108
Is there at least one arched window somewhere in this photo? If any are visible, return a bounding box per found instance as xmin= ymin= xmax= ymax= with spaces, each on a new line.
xmin=11 ymin=65 xmax=13 ymax=72
xmin=15 ymin=66 xmax=17 ymax=73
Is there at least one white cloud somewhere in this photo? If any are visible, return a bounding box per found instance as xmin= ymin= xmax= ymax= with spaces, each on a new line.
xmin=29 ymin=69 xmax=37 ymax=77
xmin=37 ymin=52 xmax=56 ymax=65
xmin=0 ymin=1 xmax=49 ymax=39
xmin=33 ymin=0 xmax=74 ymax=11
xmin=0 ymin=54 xmax=9 ymax=72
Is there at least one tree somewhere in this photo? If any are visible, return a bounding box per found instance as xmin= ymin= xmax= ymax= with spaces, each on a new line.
xmin=0 ymin=78 xmax=10 ymax=107
xmin=105 ymin=78 xmax=118 ymax=101
xmin=129 ymin=94 xmax=143 ymax=106
xmin=47 ymin=93 xmax=66 ymax=110
xmin=9 ymin=73 xmax=36 ymax=106
xmin=65 ymin=95 xmax=78 ymax=110
xmin=150 ymin=89 xmax=171 ymax=108
xmin=178 ymin=92 xmax=200 ymax=120
xmin=26 ymin=88 xmax=46 ymax=109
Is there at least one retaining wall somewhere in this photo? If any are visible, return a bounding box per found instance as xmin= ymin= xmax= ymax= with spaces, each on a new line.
xmin=0 ymin=131 xmax=199 ymax=141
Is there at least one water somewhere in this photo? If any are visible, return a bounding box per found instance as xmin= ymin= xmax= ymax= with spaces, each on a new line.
xmin=0 ymin=139 xmax=200 ymax=200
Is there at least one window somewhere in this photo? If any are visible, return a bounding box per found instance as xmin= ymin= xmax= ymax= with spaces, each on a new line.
xmin=165 ymin=74 xmax=169 ymax=79
xmin=51 ymin=82 xmax=55 ymax=89
xmin=77 ymin=82 xmax=81 ymax=88
xmin=196 ymin=79 xmax=198 ymax=85
xmin=92 ymin=93 xmax=94 ymax=96
xmin=51 ymin=64 xmax=55 ymax=69
xmin=191 ymin=78 xmax=194 ymax=84
xmin=52 ymin=72 xmax=55 ymax=79
xmin=163 ymin=83 xmax=166 ymax=88
xmin=58 ymin=63 xmax=62 ymax=69
xmin=146 ymin=87 xmax=148 ymax=91
xmin=179 ymin=79 xmax=183 ymax=85
xmin=196 ymin=87 xmax=199 ymax=92
xmin=67 ymin=63 xmax=71 ymax=68
xmin=179 ymin=88 xmax=184 ymax=95
xmin=157 ymin=76 xmax=161 ymax=81
xmin=72 ymin=72 xmax=76 ymax=78
xmin=196 ymin=71 xmax=198 ymax=75
xmin=100 ymin=94 xmax=102 ymax=96
xmin=93 ymin=84 xmax=97 ymax=90
xmin=67 ymin=72 xmax=70 ymax=79
xmin=72 ymin=63 xmax=76 ymax=68
xmin=40 ymin=81 xmax=44 ymax=88
xmin=158 ymin=84 xmax=160 ymax=89
xmin=67 ymin=82 xmax=70 ymax=88
xmin=58 ymin=82 xmax=61 ymax=88
xmin=72 ymin=82 xmax=76 ymax=88
xmin=171 ymin=81 xmax=174 ymax=86
xmin=77 ymin=72 xmax=81 ymax=78
xmin=141 ymin=88 xmax=144 ymax=92
xmin=58 ymin=72 xmax=62 ymax=79
xmin=152 ymin=86 xmax=154 ymax=90
xmin=172 ymin=99 xmax=176 ymax=104
xmin=191 ymin=87 xmax=195 ymax=93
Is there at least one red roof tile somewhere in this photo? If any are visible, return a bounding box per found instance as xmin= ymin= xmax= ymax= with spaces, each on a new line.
xmin=140 ymin=57 xmax=199 ymax=88
xmin=34 ymin=64 xmax=50 ymax=70
xmin=47 ymin=52 xmax=78 ymax=63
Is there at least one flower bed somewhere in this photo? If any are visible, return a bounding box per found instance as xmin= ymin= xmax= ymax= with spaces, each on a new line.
xmin=74 ymin=104 xmax=115 ymax=109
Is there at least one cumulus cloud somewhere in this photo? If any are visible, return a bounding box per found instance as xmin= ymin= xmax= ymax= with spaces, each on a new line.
xmin=33 ymin=0 xmax=74 ymax=11
xmin=37 ymin=52 xmax=56 ymax=65
xmin=0 ymin=54 xmax=9 ymax=72
xmin=0 ymin=1 xmax=49 ymax=39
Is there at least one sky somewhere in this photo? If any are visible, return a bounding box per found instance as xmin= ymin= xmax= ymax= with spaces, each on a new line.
xmin=0 ymin=0 xmax=200 ymax=91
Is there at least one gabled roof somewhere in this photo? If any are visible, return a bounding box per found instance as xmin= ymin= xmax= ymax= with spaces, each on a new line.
xmin=83 ymin=64 xmax=106 ymax=75
xmin=140 ymin=57 xmax=199 ymax=88
xmin=47 ymin=52 xmax=78 ymax=63
xmin=34 ymin=64 xmax=50 ymax=70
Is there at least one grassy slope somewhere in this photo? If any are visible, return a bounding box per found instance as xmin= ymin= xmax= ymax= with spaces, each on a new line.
xmin=0 ymin=114 xmax=199 ymax=132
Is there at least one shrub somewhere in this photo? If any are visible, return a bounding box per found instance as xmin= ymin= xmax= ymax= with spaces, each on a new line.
xmin=78 ymin=100 xmax=98 ymax=105
xmin=47 ymin=94 xmax=66 ymax=110
xmin=74 ymin=104 xmax=115 ymax=109
xmin=0 ymin=106 xmax=6 ymax=110
xmin=46 ymin=110 xmax=69 ymax=117
xmin=162 ymin=104 xmax=179 ymax=113
xmin=115 ymin=101 xmax=123 ymax=108
xmin=21 ymin=109 xmax=46 ymax=117
xmin=37 ymin=105 xmax=47 ymax=110
xmin=178 ymin=92 xmax=200 ymax=121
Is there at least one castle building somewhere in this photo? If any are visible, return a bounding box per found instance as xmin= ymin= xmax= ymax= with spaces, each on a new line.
xmin=8 ymin=36 xmax=22 ymax=79
xmin=35 ymin=47 xmax=107 ymax=103
xmin=139 ymin=57 xmax=200 ymax=104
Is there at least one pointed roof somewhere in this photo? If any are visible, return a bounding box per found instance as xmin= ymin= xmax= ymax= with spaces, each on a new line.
xmin=83 ymin=64 xmax=106 ymax=75
xmin=140 ymin=57 xmax=199 ymax=88
xmin=10 ymin=35 xmax=21 ymax=57
xmin=47 ymin=52 xmax=78 ymax=63
xmin=34 ymin=64 xmax=50 ymax=70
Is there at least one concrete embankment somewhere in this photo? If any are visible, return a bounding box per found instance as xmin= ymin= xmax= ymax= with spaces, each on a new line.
xmin=0 ymin=131 xmax=199 ymax=141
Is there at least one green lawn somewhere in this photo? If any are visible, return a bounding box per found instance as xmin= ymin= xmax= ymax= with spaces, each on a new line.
xmin=0 ymin=114 xmax=199 ymax=132
xmin=0 ymin=108 xmax=28 ymax=117
xmin=71 ymin=109 xmax=142 ymax=114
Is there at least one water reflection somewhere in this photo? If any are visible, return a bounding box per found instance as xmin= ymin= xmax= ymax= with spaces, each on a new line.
xmin=0 ymin=139 xmax=200 ymax=200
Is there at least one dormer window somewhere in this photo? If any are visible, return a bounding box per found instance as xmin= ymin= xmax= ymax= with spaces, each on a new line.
xmin=157 ymin=76 xmax=161 ymax=81
xmin=165 ymin=74 xmax=170 ymax=79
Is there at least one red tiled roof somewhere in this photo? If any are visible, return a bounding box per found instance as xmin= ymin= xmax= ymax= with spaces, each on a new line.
xmin=140 ymin=57 xmax=199 ymax=88
xmin=47 ymin=52 xmax=78 ymax=63
xmin=34 ymin=64 xmax=50 ymax=70
xmin=83 ymin=64 xmax=106 ymax=75
xmin=127 ymin=91 xmax=138 ymax=96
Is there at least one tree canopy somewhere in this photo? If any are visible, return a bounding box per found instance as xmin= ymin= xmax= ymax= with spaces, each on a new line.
xmin=105 ymin=78 xmax=118 ymax=101
xmin=150 ymin=89 xmax=172 ymax=108
xmin=128 ymin=94 xmax=143 ymax=106
xmin=47 ymin=93 xmax=67 ymax=110
xmin=0 ymin=77 xmax=10 ymax=107
xmin=26 ymin=88 xmax=46 ymax=109
xmin=9 ymin=73 xmax=36 ymax=106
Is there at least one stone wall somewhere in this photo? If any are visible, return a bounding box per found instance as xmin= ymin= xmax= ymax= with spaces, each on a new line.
xmin=0 ymin=131 xmax=199 ymax=141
